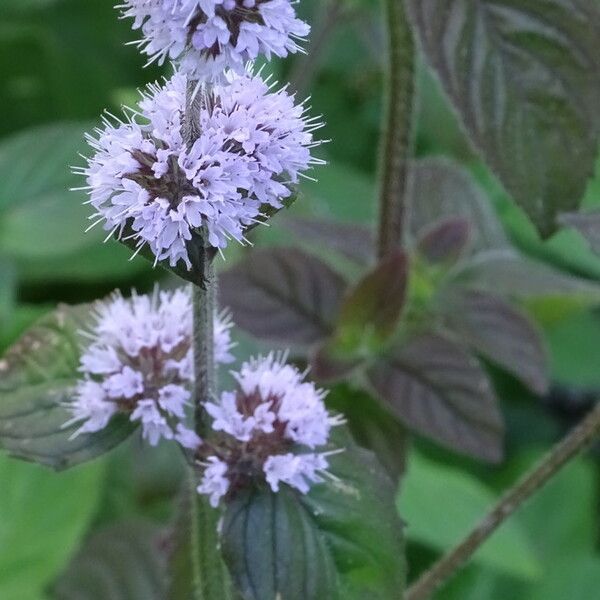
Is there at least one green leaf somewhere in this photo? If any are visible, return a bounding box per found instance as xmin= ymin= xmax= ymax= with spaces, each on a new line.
xmin=0 ymin=304 xmax=136 ymax=469
xmin=222 ymin=429 xmax=405 ymax=600
xmin=0 ymin=123 xmax=97 ymax=258
xmin=53 ymin=521 xmax=167 ymax=600
xmin=400 ymin=452 xmax=541 ymax=579
xmin=546 ymin=311 xmax=600 ymax=386
xmin=219 ymin=247 xmax=348 ymax=347
xmin=334 ymin=250 xmax=408 ymax=354
xmin=169 ymin=481 xmax=236 ymax=600
xmin=326 ymin=385 xmax=408 ymax=480
xmin=0 ymin=456 xmax=104 ymax=600
xmin=528 ymin=557 xmax=600 ymax=600
xmin=516 ymin=455 xmax=597 ymax=563
xmin=222 ymin=487 xmax=338 ymax=600
xmin=408 ymin=0 xmax=600 ymax=235
xmin=0 ymin=259 xmax=16 ymax=327
xmin=0 ymin=123 xmax=151 ymax=283
xmin=367 ymin=334 xmax=504 ymax=462
xmin=440 ymin=289 xmax=549 ymax=394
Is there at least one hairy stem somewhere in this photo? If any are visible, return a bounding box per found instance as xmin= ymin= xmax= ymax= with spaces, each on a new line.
xmin=184 ymin=79 xmax=217 ymax=432
xmin=377 ymin=0 xmax=415 ymax=257
xmin=192 ymin=265 xmax=217 ymax=432
xmin=406 ymin=401 xmax=600 ymax=600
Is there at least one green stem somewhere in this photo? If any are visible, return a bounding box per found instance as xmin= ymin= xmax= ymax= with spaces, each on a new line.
xmin=192 ymin=264 xmax=217 ymax=432
xmin=176 ymin=79 xmax=234 ymax=600
xmin=377 ymin=0 xmax=416 ymax=258
xmin=406 ymin=401 xmax=600 ymax=600
xmin=183 ymin=79 xmax=217 ymax=434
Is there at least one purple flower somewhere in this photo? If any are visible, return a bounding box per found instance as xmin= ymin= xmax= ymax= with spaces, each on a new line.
xmin=195 ymin=352 xmax=344 ymax=506
xmin=79 ymin=71 xmax=322 ymax=269
xmin=65 ymin=287 xmax=235 ymax=445
xmin=120 ymin=0 xmax=310 ymax=78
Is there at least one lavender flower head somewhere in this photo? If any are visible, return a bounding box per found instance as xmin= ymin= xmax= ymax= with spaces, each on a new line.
xmin=196 ymin=353 xmax=344 ymax=507
xmin=79 ymin=70 xmax=322 ymax=269
xmin=119 ymin=0 xmax=310 ymax=78
xmin=65 ymin=287 xmax=234 ymax=446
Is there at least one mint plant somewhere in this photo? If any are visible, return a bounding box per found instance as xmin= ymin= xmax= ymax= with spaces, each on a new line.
xmin=2 ymin=1 xmax=600 ymax=599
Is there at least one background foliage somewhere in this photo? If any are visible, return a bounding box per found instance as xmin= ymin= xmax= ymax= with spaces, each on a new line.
xmin=1 ymin=0 xmax=600 ymax=597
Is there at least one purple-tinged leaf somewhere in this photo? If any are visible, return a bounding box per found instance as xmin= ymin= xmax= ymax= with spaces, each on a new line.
xmin=442 ymin=289 xmax=549 ymax=394
xmin=452 ymin=250 xmax=600 ymax=300
xmin=407 ymin=1 xmax=600 ymax=236
xmin=417 ymin=217 xmax=472 ymax=264
xmin=281 ymin=216 xmax=375 ymax=265
xmin=219 ymin=248 xmax=347 ymax=346
xmin=311 ymin=342 xmax=360 ymax=384
xmin=367 ymin=334 xmax=504 ymax=462
xmin=335 ymin=250 xmax=408 ymax=352
xmin=408 ymin=158 xmax=508 ymax=251
xmin=560 ymin=211 xmax=600 ymax=255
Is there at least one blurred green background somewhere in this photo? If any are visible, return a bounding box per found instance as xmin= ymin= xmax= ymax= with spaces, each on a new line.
xmin=1 ymin=0 xmax=600 ymax=598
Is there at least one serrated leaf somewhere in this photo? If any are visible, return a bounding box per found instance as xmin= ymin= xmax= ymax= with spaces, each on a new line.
xmin=408 ymin=0 xmax=600 ymax=235
xmin=53 ymin=522 xmax=167 ymax=600
xmin=0 ymin=304 xmax=136 ymax=469
xmin=222 ymin=429 xmax=405 ymax=600
xmin=222 ymin=486 xmax=338 ymax=600
xmin=169 ymin=480 xmax=235 ymax=600
xmin=219 ymin=248 xmax=347 ymax=346
xmin=335 ymin=249 xmax=408 ymax=353
xmin=452 ymin=249 xmax=600 ymax=300
xmin=408 ymin=158 xmax=508 ymax=252
xmin=281 ymin=216 xmax=375 ymax=265
xmin=417 ymin=217 xmax=472 ymax=264
xmin=367 ymin=334 xmax=504 ymax=462
xmin=560 ymin=210 xmax=600 ymax=254
xmin=440 ymin=289 xmax=549 ymax=394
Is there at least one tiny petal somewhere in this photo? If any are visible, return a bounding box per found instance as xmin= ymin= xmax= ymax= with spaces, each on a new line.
xmin=175 ymin=423 xmax=203 ymax=450
xmin=131 ymin=399 xmax=174 ymax=446
xmin=158 ymin=384 xmax=191 ymax=418
xmin=197 ymin=456 xmax=230 ymax=507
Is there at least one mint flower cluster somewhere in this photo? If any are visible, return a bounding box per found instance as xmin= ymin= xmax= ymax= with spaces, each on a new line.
xmin=74 ymin=0 xmax=337 ymax=505
xmin=81 ymin=71 xmax=321 ymax=267
xmin=66 ymin=291 xmax=342 ymax=507
xmin=196 ymin=353 xmax=343 ymax=506
xmin=66 ymin=288 xmax=233 ymax=446
xmin=120 ymin=0 xmax=309 ymax=77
